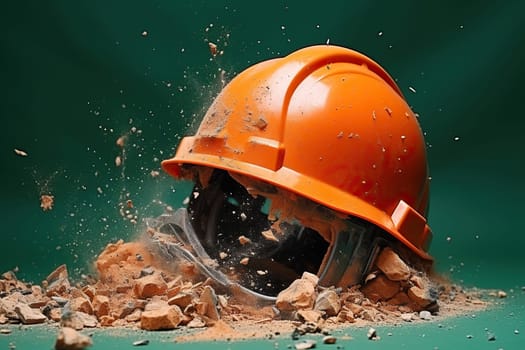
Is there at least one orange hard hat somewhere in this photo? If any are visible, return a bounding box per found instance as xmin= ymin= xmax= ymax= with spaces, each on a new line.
xmin=162 ymin=45 xmax=432 ymax=263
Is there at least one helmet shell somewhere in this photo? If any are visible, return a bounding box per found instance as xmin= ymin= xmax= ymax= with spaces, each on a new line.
xmin=162 ymin=45 xmax=432 ymax=261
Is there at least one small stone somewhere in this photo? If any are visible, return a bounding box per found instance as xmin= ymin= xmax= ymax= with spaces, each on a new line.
xmin=70 ymin=297 xmax=93 ymax=315
xmin=81 ymin=286 xmax=95 ymax=301
xmin=133 ymin=273 xmax=167 ymax=299
xmin=0 ymin=328 xmax=12 ymax=334
xmin=261 ymin=229 xmax=279 ymax=242
xmin=125 ymin=309 xmax=142 ymax=322
xmin=187 ymin=317 xmax=206 ymax=328
xmin=301 ymin=272 xmax=319 ymax=287
xmin=14 ymin=303 xmax=46 ymax=324
xmin=139 ymin=267 xmax=155 ymax=277
xmin=362 ymin=274 xmax=400 ymax=301
xmin=487 ymin=332 xmax=496 ymax=341
xmin=294 ymin=339 xmax=317 ymax=349
xmin=140 ymin=305 xmax=183 ymax=331
xmin=48 ymin=307 xmax=62 ymax=322
xmin=168 ymin=293 xmax=192 ymax=308
xmin=238 ymin=235 xmax=252 ymax=245
xmin=45 ymin=265 xmax=71 ymax=297
xmin=132 ymin=339 xmax=149 ymax=346
xmin=375 ymin=248 xmax=410 ymax=281
xmin=14 ymin=148 xmax=28 ymax=157
xmin=514 ymin=329 xmax=519 ymax=335
xmin=323 ymin=335 xmax=337 ymax=344
xmin=99 ymin=316 xmax=115 ymax=327
xmin=40 ymin=194 xmax=54 ymax=211
xmin=199 ymin=286 xmax=220 ymax=321
xmin=208 ymin=42 xmax=218 ymax=56
xmin=419 ymin=310 xmax=432 ymax=320
xmin=297 ymin=309 xmax=322 ymax=323
xmin=497 ymin=290 xmax=507 ymax=298
xmin=367 ymin=327 xmax=380 ymax=340
xmin=75 ymin=312 xmax=98 ymax=328
xmin=407 ymin=286 xmax=433 ymax=308
xmin=276 ymin=279 xmax=316 ymax=311
xmin=54 ymin=327 xmax=92 ymax=350
xmin=314 ymin=289 xmax=341 ymax=316
xmin=400 ymin=313 xmax=413 ymax=322
xmin=92 ymin=295 xmax=110 ymax=318
xmin=346 ymin=303 xmax=364 ymax=315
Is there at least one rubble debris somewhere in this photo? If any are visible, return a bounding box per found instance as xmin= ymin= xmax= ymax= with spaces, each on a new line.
xmin=314 ymin=288 xmax=341 ymax=316
xmin=361 ymin=274 xmax=400 ymax=302
xmin=238 ymin=235 xmax=251 ymax=245
xmin=322 ymin=335 xmax=337 ymax=344
xmin=276 ymin=273 xmax=317 ymax=312
xmin=400 ymin=313 xmax=413 ymax=322
xmin=261 ymin=229 xmax=279 ymax=242
xmin=14 ymin=303 xmax=46 ymax=324
xmin=116 ymin=136 xmax=126 ymax=147
xmin=40 ymin=194 xmax=55 ymax=211
xmin=375 ymin=248 xmax=410 ymax=281
xmin=367 ymin=327 xmax=380 ymax=340
xmin=419 ymin=310 xmax=432 ymax=320
xmin=0 ymin=233 xmax=489 ymax=342
xmin=132 ymin=339 xmax=150 ymax=346
xmin=140 ymin=303 xmax=183 ymax=331
xmin=134 ymin=273 xmax=168 ymax=299
xmin=0 ymin=328 xmax=12 ymax=334
xmin=294 ymin=339 xmax=317 ymax=350
xmin=208 ymin=42 xmax=218 ymax=56
xmin=199 ymin=286 xmax=220 ymax=322
xmin=55 ymin=327 xmax=92 ymax=350
xmin=14 ymin=148 xmax=28 ymax=157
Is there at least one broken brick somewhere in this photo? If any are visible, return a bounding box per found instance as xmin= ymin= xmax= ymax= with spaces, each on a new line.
xmin=14 ymin=303 xmax=46 ymax=324
xmin=133 ymin=273 xmax=168 ymax=298
xmin=362 ymin=274 xmax=401 ymax=302
xmin=140 ymin=305 xmax=183 ymax=331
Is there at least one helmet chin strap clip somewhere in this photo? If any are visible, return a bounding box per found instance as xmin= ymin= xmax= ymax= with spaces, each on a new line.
xmin=318 ymin=222 xmax=387 ymax=289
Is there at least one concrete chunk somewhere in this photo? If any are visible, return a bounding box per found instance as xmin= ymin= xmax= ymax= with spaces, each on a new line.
xmin=54 ymin=327 xmax=92 ymax=350
xmin=140 ymin=305 xmax=183 ymax=331
xmin=276 ymin=279 xmax=316 ymax=311
xmin=314 ymin=289 xmax=341 ymax=316
xmin=362 ymin=274 xmax=401 ymax=302
xmin=15 ymin=303 xmax=47 ymax=324
xmin=133 ymin=273 xmax=167 ymax=298
xmin=375 ymin=248 xmax=411 ymax=281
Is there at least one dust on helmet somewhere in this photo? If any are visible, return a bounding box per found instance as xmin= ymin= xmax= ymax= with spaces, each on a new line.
xmin=161 ymin=45 xmax=433 ymax=298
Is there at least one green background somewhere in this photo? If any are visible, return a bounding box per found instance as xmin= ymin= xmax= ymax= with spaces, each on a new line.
xmin=1 ymin=0 xmax=524 ymax=349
